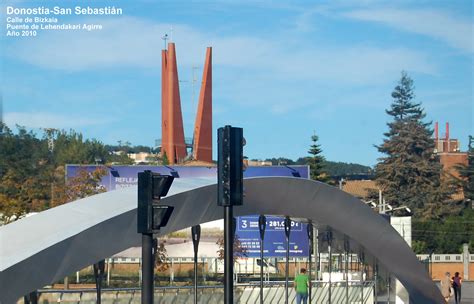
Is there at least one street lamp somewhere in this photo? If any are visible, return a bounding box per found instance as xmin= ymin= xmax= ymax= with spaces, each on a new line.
xmin=344 ymin=236 xmax=350 ymax=304
xmin=191 ymin=225 xmax=201 ymax=304
xmin=324 ymin=229 xmax=333 ymax=304
xmin=363 ymin=200 xmax=377 ymax=209
xmin=93 ymin=260 xmax=105 ymax=304
xmin=306 ymin=221 xmax=314 ymax=302
xmin=284 ymin=216 xmax=292 ymax=304
xmin=137 ymin=171 xmax=175 ymax=304
xmin=258 ymin=215 xmax=266 ymax=304
xmin=386 ymin=205 xmax=412 ymax=214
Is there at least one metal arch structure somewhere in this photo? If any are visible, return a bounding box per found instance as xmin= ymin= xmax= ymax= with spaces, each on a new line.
xmin=0 ymin=177 xmax=443 ymax=303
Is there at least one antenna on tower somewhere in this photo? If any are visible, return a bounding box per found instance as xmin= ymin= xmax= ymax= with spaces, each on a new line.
xmin=191 ymin=65 xmax=199 ymax=111
xmin=161 ymin=34 xmax=168 ymax=50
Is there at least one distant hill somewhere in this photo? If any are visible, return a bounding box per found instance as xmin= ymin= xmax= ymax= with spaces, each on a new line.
xmin=263 ymin=157 xmax=373 ymax=178
xmin=323 ymin=161 xmax=373 ymax=177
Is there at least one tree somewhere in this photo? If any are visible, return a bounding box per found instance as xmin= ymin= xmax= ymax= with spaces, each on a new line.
xmin=0 ymin=123 xmax=51 ymax=223
xmin=161 ymin=152 xmax=169 ymax=166
xmin=456 ymin=136 xmax=474 ymax=202
xmin=216 ymin=234 xmax=247 ymax=262
xmin=0 ymin=124 xmax=117 ymax=223
xmin=154 ymin=240 xmax=169 ymax=273
xmin=375 ymin=72 xmax=454 ymax=219
xmin=307 ymin=133 xmax=330 ymax=182
xmin=412 ymin=208 xmax=474 ymax=253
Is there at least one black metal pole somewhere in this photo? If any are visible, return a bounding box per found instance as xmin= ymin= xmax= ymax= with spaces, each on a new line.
xmin=359 ymin=251 xmax=364 ymax=304
xmin=23 ymin=291 xmax=38 ymax=304
xmin=327 ymin=230 xmax=333 ymax=304
xmin=307 ymin=222 xmax=313 ymax=303
xmin=386 ymin=273 xmax=390 ymax=304
xmin=284 ymin=216 xmax=292 ymax=304
xmin=344 ymin=237 xmax=349 ymax=304
xmin=194 ymin=244 xmax=198 ymax=304
xmin=259 ymin=215 xmax=266 ymax=304
xmin=328 ymin=242 xmax=332 ymax=304
xmin=260 ymin=241 xmax=264 ymax=304
xmin=142 ymin=233 xmax=154 ymax=304
xmin=93 ymin=260 xmax=105 ymax=304
xmin=374 ymin=261 xmax=378 ymax=304
xmin=224 ymin=206 xmax=234 ymax=304
xmin=192 ymin=225 xmax=201 ymax=304
xmin=93 ymin=264 xmax=100 ymax=304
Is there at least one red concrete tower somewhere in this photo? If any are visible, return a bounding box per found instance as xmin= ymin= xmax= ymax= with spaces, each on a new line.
xmin=193 ymin=47 xmax=213 ymax=162
xmin=161 ymin=49 xmax=169 ymax=161
xmin=161 ymin=43 xmax=187 ymax=164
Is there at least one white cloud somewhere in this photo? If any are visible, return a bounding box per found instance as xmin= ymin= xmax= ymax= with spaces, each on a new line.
xmin=7 ymin=17 xmax=172 ymax=70
xmin=6 ymin=16 xmax=436 ymax=85
xmin=342 ymin=8 xmax=473 ymax=52
xmin=4 ymin=112 xmax=114 ymax=129
xmin=276 ymin=46 xmax=435 ymax=83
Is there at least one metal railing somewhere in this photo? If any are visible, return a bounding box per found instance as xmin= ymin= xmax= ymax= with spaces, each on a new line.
xmin=35 ymin=281 xmax=375 ymax=303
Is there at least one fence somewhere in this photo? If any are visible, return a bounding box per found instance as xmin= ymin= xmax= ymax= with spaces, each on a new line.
xmin=32 ymin=281 xmax=375 ymax=304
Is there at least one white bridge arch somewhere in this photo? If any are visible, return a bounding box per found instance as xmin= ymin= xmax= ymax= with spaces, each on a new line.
xmin=0 ymin=177 xmax=443 ymax=303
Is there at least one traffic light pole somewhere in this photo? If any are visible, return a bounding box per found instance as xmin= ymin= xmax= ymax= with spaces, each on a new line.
xmin=224 ymin=205 xmax=234 ymax=303
xmin=142 ymin=233 xmax=154 ymax=304
xmin=93 ymin=260 xmax=105 ymax=304
xmin=217 ymin=125 xmax=244 ymax=304
xmin=137 ymin=171 xmax=175 ymax=304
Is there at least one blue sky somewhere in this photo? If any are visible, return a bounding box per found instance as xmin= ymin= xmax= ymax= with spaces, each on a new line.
xmin=2 ymin=0 xmax=472 ymax=166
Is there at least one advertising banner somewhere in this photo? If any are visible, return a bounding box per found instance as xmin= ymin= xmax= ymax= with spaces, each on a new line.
xmin=65 ymin=165 xmax=309 ymax=191
xmin=66 ymin=164 xmax=310 ymax=256
xmin=236 ymin=216 xmax=309 ymax=257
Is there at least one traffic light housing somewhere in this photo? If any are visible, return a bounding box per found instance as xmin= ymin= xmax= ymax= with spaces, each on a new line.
xmin=217 ymin=126 xmax=244 ymax=206
xmin=137 ymin=171 xmax=174 ymax=234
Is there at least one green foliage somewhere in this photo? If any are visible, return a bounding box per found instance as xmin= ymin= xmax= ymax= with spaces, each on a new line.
xmin=216 ymin=234 xmax=247 ymax=261
xmin=412 ymin=208 xmax=474 ymax=253
xmin=322 ymin=161 xmax=372 ymax=177
xmin=105 ymin=144 xmax=153 ymax=154
xmin=0 ymin=123 xmax=131 ymax=223
xmin=375 ymin=72 xmax=455 ymax=219
xmin=263 ymin=156 xmax=371 ymax=178
xmin=0 ymin=123 xmax=51 ymax=222
xmin=411 ymin=240 xmax=428 ymax=254
xmin=162 ymin=152 xmax=169 ymax=166
xmin=154 ymin=240 xmax=169 ymax=272
xmin=307 ymin=134 xmax=330 ymax=182
xmin=53 ymin=130 xmax=109 ymax=165
xmin=456 ymin=136 xmax=474 ymax=201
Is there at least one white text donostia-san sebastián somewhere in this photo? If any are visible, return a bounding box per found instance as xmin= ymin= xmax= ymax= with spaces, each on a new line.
xmin=6 ymin=6 xmax=123 ymax=15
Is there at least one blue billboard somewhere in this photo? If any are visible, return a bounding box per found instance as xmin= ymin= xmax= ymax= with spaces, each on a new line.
xmin=65 ymin=165 xmax=309 ymax=191
xmin=236 ymin=216 xmax=309 ymax=257
xmin=66 ymin=164 xmax=310 ymax=257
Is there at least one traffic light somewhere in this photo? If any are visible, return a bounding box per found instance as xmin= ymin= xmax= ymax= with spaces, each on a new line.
xmin=137 ymin=170 xmax=174 ymax=234
xmin=217 ymin=125 xmax=244 ymax=206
